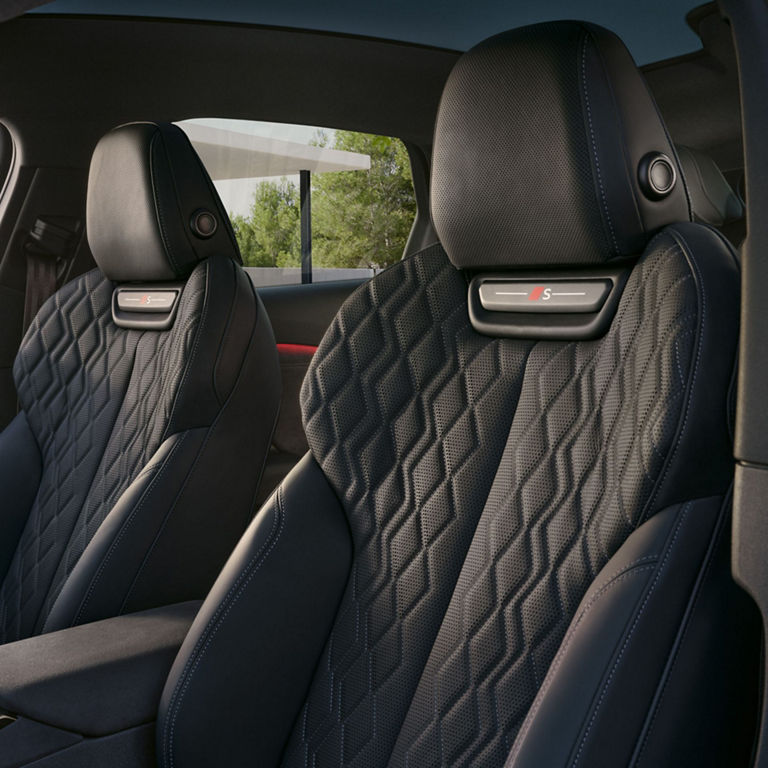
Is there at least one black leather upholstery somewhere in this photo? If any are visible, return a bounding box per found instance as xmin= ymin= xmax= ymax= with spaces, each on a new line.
xmin=0 ymin=123 xmax=281 ymax=644
xmin=0 ymin=413 xmax=41 ymax=586
xmin=157 ymin=22 xmax=757 ymax=768
xmin=87 ymin=122 xmax=240 ymax=282
xmin=507 ymin=494 xmax=759 ymax=768
xmin=0 ymin=603 xmax=199 ymax=768
xmin=0 ymin=602 xmax=199 ymax=738
xmin=160 ymin=455 xmax=351 ymax=767
xmin=677 ymin=145 xmax=744 ymax=227
xmin=432 ymin=22 xmax=691 ymax=269
xmin=677 ymin=143 xmax=746 ymax=255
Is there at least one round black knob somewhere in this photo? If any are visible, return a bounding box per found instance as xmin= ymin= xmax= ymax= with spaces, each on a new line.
xmin=638 ymin=153 xmax=676 ymax=200
xmin=190 ymin=209 xmax=218 ymax=238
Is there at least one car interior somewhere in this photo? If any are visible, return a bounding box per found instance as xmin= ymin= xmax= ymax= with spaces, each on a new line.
xmin=0 ymin=1 xmax=767 ymax=766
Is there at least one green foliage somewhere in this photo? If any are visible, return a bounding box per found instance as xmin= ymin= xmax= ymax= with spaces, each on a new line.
xmin=231 ymin=132 xmax=416 ymax=272
xmin=232 ymin=178 xmax=300 ymax=268
xmin=312 ymin=131 xmax=416 ymax=270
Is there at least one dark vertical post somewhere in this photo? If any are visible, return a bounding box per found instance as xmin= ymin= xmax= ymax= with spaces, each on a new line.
xmin=721 ymin=2 xmax=768 ymax=765
xmin=300 ymin=169 xmax=312 ymax=284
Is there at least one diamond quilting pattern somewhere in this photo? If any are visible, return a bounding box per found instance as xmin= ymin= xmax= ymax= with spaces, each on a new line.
xmin=0 ymin=264 xmax=206 ymax=643
xmin=286 ymin=245 xmax=534 ymax=768
xmin=390 ymin=241 xmax=698 ymax=767
xmin=286 ymin=237 xmax=699 ymax=768
xmin=0 ymin=270 xmax=132 ymax=643
xmin=39 ymin=265 xmax=206 ymax=629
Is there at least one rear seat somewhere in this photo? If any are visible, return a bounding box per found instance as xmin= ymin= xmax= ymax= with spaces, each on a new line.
xmin=677 ymin=144 xmax=746 ymax=246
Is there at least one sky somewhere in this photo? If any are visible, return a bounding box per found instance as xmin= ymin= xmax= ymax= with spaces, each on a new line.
xmin=30 ymin=0 xmax=702 ymax=65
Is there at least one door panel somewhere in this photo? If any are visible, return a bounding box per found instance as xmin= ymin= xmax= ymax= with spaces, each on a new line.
xmin=253 ymin=278 xmax=365 ymax=507
xmin=258 ymin=278 xmax=365 ymax=345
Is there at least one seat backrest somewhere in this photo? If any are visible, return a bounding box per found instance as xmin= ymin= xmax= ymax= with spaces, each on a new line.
xmin=0 ymin=122 xmax=281 ymax=643
xmin=158 ymin=24 xmax=759 ymax=768
xmin=677 ymin=143 xmax=746 ymax=247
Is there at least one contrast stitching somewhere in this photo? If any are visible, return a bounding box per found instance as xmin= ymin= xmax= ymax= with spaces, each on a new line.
xmin=641 ymin=229 xmax=705 ymax=523
xmin=164 ymin=261 xmax=210 ymax=442
xmin=696 ymin=225 xmax=740 ymax=443
xmin=630 ymin=493 xmax=730 ymax=767
xmin=570 ymin=502 xmax=691 ymax=767
xmin=163 ymin=492 xmax=286 ymax=768
xmin=580 ymin=29 xmax=620 ymax=256
xmin=507 ymin=560 xmax=658 ymax=764
xmin=72 ymin=431 xmax=189 ymax=625
xmin=28 ymin=278 xmax=144 ymax=636
xmin=582 ymin=555 xmax=658 ymax=595
xmin=122 ymin=303 xmax=269 ymax=610
xmin=117 ymin=429 xmax=210 ymax=613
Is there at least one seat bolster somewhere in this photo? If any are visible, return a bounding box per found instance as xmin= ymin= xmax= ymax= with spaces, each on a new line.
xmin=0 ymin=412 xmax=41 ymax=584
xmin=507 ymin=495 xmax=736 ymax=768
xmin=165 ymin=254 xmax=274 ymax=435
xmin=42 ymin=429 xmax=209 ymax=633
xmin=157 ymin=453 xmax=352 ymax=768
xmin=650 ymin=222 xmax=740 ymax=510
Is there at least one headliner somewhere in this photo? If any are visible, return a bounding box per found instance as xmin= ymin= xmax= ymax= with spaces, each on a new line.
xmin=29 ymin=0 xmax=703 ymax=65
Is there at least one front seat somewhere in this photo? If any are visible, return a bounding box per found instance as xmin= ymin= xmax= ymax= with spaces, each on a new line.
xmin=158 ymin=23 xmax=760 ymax=768
xmin=0 ymin=122 xmax=280 ymax=643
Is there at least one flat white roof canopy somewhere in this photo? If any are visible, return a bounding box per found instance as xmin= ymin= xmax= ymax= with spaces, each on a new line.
xmin=179 ymin=122 xmax=371 ymax=180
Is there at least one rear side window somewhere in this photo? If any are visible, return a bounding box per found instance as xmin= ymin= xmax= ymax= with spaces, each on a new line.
xmin=176 ymin=119 xmax=416 ymax=287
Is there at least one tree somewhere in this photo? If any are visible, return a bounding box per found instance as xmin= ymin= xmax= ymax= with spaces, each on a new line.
xmin=231 ymin=178 xmax=300 ymax=268
xmin=231 ymin=132 xmax=417 ymax=272
xmin=311 ymin=131 xmax=416 ymax=270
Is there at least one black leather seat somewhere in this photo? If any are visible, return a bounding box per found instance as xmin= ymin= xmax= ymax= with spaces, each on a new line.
xmin=157 ymin=23 xmax=759 ymax=768
xmin=0 ymin=122 xmax=280 ymax=643
xmin=677 ymin=144 xmax=746 ymax=246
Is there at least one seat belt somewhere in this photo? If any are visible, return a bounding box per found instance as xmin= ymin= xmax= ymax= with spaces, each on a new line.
xmin=22 ymin=216 xmax=80 ymax=333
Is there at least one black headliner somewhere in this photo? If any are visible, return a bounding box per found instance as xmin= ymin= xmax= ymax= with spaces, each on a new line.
xmin=0 ymin=7 xmax=742 ymax=173
xmin=29 ymin=0 xmax=702 ymax=65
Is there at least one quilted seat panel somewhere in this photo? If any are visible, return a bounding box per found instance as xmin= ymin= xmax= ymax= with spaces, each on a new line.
xmin=291 ymin=245 xmax=534 ymax=767
xmin=286 ymin=234 xmax=703 ymax=768
xmin=0 ymin=264 xmax=205 ymax=643
xmin=389 ymin=236 xmax=698 ymax=767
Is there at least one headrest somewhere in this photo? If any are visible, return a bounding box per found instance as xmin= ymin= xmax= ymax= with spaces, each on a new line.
xmin=87 ymin=122 xmax=241 ymax=282
xmin=431 ymin=22 xmax=691 ymax=270
xmin=676 ymin=145 xmax=744 ymax=227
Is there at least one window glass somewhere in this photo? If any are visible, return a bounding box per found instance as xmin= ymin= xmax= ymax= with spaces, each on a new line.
xmin=176 ymin=118 xmax=416 ymax=287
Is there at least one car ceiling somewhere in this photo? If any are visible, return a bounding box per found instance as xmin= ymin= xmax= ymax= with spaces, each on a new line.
xmin=30 ymin=0 xmax=702 ymax=65
xmin=0 ymin=4 xmax=742 ymax=183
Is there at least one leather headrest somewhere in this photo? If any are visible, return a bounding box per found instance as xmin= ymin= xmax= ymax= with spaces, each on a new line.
xmin=87 ymin=121 xmax=241 ymax=282
xmin=432 ymin=22 xmax=691 ymax=270
xmin=676 ymin=145 xmax=744 ymax=227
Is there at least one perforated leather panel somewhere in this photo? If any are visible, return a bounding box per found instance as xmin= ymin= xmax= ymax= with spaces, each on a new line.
xmin=286 ymin=235 xmax=701 ymax=768
xmin=389 ymin=242 xmax=697 ymax=766
xmin=0 ymin=265 xmax=205 ymax=643
xmin=431 ymin=23 xmax=690 ymax=270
